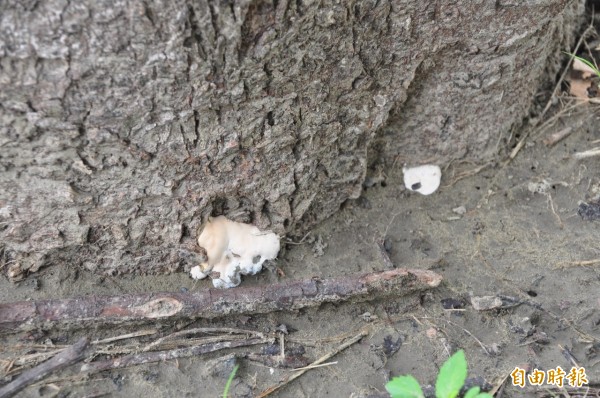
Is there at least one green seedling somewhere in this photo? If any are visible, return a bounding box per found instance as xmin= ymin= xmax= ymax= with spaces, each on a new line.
xmin=385 ymin=350 xmax=493 ymax=398
xmin=565 ymin=52 xmax=600 ymax=87
xmin=222 ymin=364 xmax=240 ymax=398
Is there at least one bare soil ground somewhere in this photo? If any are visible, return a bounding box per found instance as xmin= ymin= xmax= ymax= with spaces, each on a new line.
xmin=2 ymin=105 xmax=600 ymax=398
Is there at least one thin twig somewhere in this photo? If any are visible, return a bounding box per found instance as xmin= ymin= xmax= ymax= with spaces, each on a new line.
xmin=418 ymin=316 xmax=491 ymax=356
xmin=509 ymin=131 xmax=530 ymax=160
xmin=290 ymin=361 xmax=338 ymax=371
xmin=573 ymin=147 xmax=600 ymax=159
xmin=443 ymin=162 xmax=493 ymax=188
xmin=531 ymin=101 xmax=586 ymax=141
xmin=92 ymin=329 xmax=157 ymax=345
xmin=490 ymin=372 xmax=510 ymax=398
xmin=11 ymin=350 xmax=65 ymax=367
xmin=257 ymin=331 xmax=368 ymax=397
xmin=142 ymin=327 xmax=264 ymax=352
xmin=557 ymin=258 xmax=600 ymax=268
xmin=287 ymin=322 xmax=381 ymax=346
xmin=283 ymin=232 xmax=312 ymax=245
xmin=80 ymin=337 xmax=273 ymax=374
xmin=546 ymin=193 xmax=564 ymax=229
xmin=0 ymin=338 xmax=88 ymax=398
xmin=543 ymin=126 xmax=573 ymax=146
xmin=559 ymin=344 xmax=580 ymax=368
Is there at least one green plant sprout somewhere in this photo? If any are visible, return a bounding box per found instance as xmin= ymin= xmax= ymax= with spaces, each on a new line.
xmin=565 ymin=52 xmax=600 ymax=87
xmin=385 ymin=350 xmax=493 ymax=398
xmin=222 ymin=364 xmax=240 ymax=398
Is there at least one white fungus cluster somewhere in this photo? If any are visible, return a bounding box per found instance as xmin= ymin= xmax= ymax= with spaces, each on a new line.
xmin=402 ymin=165 xmax=442 ymax=195
xmin=190 ymin=216 xmax=280 ymax=288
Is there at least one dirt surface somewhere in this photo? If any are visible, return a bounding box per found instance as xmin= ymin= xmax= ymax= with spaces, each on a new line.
xmin=2 ymin=102 xmax=600 ymax=397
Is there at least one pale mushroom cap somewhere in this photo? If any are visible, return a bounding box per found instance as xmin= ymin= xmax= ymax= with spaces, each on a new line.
xmin=193 ymin=216 xmax=280 ymax=288
xmin=402 ymin=165 xmax=442 ymax=195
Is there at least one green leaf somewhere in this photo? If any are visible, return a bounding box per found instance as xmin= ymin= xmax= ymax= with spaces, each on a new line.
xmin=385 ymin=375 xmax=425 ymax=398
xmin=463 ymin=387 xmax=480 ymax=398
xmin=564 ymin=52 xmax=600 ymax=78
xmin=222 ymin=364 xmax=239 ymax=398
xmin=435 ymin=350 xmax=468 ymax=398
xmin=464 ymin=386 xmax=494 ymax=398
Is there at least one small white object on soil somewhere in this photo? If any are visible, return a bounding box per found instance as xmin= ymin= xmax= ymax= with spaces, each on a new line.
xmin=527 ymin=179 xmax=551 ymax=194
xmin=190 ymin=216 xmax=280 ymax=288
xmin=403 ymin=165 xmax=441 ymax=195
xmin=452 ymin=205 xmax=467 ymax=215
xmin=470 ymin=295 xmax=503 ymax=311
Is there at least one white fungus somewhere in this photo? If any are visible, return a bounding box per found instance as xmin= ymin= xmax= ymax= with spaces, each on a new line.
xmin=402 ymin=165 xmax=442 ymax=195
xmin=190 ymin=216 xmax=280 ymax=288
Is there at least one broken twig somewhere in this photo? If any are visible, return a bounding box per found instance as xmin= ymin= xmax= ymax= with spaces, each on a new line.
xmin=92 ymin=329 xmax=157 ymax=345
xmin=543 ymin=126 xmax=573 ymax=146
xmin=557 ymin=258 xmax=600 ymax=268
xmin=0 ymin=269 xmax=442 ymax=333
xmin=142 ymin=327 xmax=263 ymax=352
xmin=80 ymin=337 xmax=272 ymax=374
xmin=0 ymin=338 xmax=88 ymax=398
xmin=573 ymin=147 xmax=600 ymax=159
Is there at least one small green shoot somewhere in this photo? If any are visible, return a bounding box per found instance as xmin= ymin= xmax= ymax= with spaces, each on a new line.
xmin=386 ymin=375 xmax=424 ymax=398
xmin=385 ymin=350 xmax=493 ymax=398
xmin=435 ymin=350 xmax=468 ymax=398
xmin=222 ymin=364 xmax=239 ymax=398
xmin=565 ymin=52 xmax=600 ymax=86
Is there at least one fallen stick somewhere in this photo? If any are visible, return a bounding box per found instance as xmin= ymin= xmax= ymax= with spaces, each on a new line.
xmin=92 ymin=329 xmax=157 ymax=345
xmin=80 ymin=336 xmax=272 ymax=374
xmin=0 ymin=268 xmax=442 ymax=333
xmin=141 ymin=327 xmax=264 ymax=352
xmin=557 ymin=258 xmax=600 ymax=268
xmin=543 ymin=126 xmax=573 ymax=146
xmin=573 ymin=147 xmax=600 ymax=159
xmin=0 ymin=337 xmax=88 ymax=398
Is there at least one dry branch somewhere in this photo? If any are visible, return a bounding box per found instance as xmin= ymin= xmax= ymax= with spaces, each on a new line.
xmin=543 ymin=126 xmax=573 ymax=146
xmin=141 ymin=327 xmax=263 ymax=352
xmin=573 ymin=147 xmax=600 ymax=159
xmin=79 ymin=337 xmax=272 ymax=374
xmin=0 ymin=337 xmax=88 ymax=398
xmin=0 ymin=269 xmax=441 ymax=333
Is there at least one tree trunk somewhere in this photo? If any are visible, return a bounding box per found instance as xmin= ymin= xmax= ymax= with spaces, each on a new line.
xmin=0 ymin=0 xmax=584 ymax=278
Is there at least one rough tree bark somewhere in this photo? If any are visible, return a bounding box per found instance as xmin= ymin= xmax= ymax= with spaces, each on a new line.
xmin=0 ymin=0 xmax=584 ymax=278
